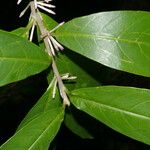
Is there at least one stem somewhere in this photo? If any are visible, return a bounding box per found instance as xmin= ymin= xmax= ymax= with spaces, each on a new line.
xmin=30 ymin=1 xmax=70 ymax=106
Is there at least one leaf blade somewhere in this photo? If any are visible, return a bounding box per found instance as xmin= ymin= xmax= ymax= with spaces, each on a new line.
xmin=17 ymin=80 xmax=62 ymax=130
xmin=0 ymin=108 xmax=64 ymax=150
xmin=0 ymin=82 xmax=64 ymax=150
xmin=0 ymin=30 xmax=51 ymax=86
xmin=55 ymin=11 xmax=150 ymax=77
xmin=70 ymin=86 xmax=150 ymax=145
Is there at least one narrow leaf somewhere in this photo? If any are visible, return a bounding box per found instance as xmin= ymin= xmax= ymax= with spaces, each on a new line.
xmin=70 ymin=86 xmax=150 ymax=145
xmin=0 ymin=108 xmax=64 ymax=150
xmin=0 ymin=82 xmax=64 ymax=150
xmin=18 ymin=79 xmax=62 ymax=130
xmin=55 ymin=11 xmax=150 ymax=77
xmin=0 ymin=30 xmax=51 ymax=86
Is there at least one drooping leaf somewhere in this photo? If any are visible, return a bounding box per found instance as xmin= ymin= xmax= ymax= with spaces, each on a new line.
xmin=64 ymin=111 xmax=93 ymax=139
xmin=0 ymin=81 xmax=64 ymax=150
xmin=0 ymin=30 xmax=51 ymax=86
xmin=70 ymin=86 xmax=150 ymax=145
xmin=55 ymin=11 xmax=150 ymax=77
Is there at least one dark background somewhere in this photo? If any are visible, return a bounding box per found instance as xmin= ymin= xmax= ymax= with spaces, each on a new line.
xmin=0 ymin=0 xmax=150 ymax=150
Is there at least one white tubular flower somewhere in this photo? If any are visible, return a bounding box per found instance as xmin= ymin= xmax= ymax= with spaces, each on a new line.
xmin=46 ymin=22 xmax=65 ymax=56
xmin=47 ymin=35 xmax=64 ymax=56
xmin=44 ymin=0 xmax=52 ymax=3
xmin=18 ymin=0 xmax=55 ymax=17
xmin=35 ymin=0 xmax=56 ymax=15
xmin=17 ymin=0 xmax=22 ymax=5
xmin=29 ymin=22 xmax=36 ymax=41
xmin=18 ymin=0 xmax=64 ymax=56
xmin=47 ymin=37 xmax=56 ymax=56
xmin=61 ymin=73 xmax=77 ymax=80
xmin=49 ymin=36 xmax=64 ymax=51
xmin=50 ymin=73 xmax=77 ymax=99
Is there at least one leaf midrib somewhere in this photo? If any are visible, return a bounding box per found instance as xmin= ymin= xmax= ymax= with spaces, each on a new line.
xmin=0 ymin=109 xmax=63 ymax=149
xmin=0 ymin=57 xmax=49 ymax=64
xmin=55 ymin=32 xmax=150 ymax=46
xmin=28 ymin=111 xmax=63 ymax=150
xmin=72 ymin=95 xmax=150 ymax=120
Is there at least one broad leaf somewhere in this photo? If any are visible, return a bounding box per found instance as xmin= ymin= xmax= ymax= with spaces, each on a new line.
xmin=0 ymin=108 xmax=64 ymax=150
xmin=65 ymin=111 xmax=93 ymax=139
xmin=55 ymin=11 xmax=150 ymax=77
xmin=0 ymin=30 xmax=51 ymax=86
xmin=70 ymin=86 xmax=150 ymax=145
xmin=43 ymin=16 xmax=101 ymax=90
xmin=0 ymin=81 xmax=64 ymax=150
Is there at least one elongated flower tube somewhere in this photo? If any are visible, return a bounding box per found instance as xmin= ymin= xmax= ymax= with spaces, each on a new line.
xmin=18 ymin=0 xmax=55 ymax=15
xmin=18 ymin=0 xmax=64 ymax=56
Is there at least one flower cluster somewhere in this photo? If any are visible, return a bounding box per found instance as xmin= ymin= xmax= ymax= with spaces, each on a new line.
xmin=50 ymin=73 xmax=77 ymax=99
xmin=18 ymin=0 xmax=55 ymax=15
xmin=17 ymin=0 xmax=64 ymax=56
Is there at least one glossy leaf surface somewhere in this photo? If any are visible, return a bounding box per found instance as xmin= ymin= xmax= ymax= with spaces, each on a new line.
xmin=55 ymin=11 xmax=150 ymax=77
xmin=0 ymin=30 xmax=51 ymax=86
xmin=0 ymin=81 xmax=64 ymax=150
xmin=70 ymin=86 xmax=150 ymax=144
xmin=43 ymin=15 xmax=101 ymax=90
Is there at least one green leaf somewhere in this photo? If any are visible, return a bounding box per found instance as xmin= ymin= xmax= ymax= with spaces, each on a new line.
xmin=70 ymin=86 xmax=150 ymax=145
xmin=48 ymin=51 xmax=101 ymax=90
xmin=11 ymin=27 xmax=29 ymax=39
xmin=0 ymin=81 xmax=64 ymax=150
xmin=55 ymin=11 xmax=150 ymax=77
xmin=41 ymin=13 xmax=58 ymax=30
xmin=40 ymin=14 xmax=100 ymax=90
xmin=11 ymin=20 xmax=33 ymax=39
xmin=0 ymin=30 xmax=51 ymax=86
xmin=0 ymin=108 xmax=64 ymax=150
xmin=18 ymin=79 xmax=62 ymax=130
xmin=64 ymin=111 xmax=93 ymax=139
